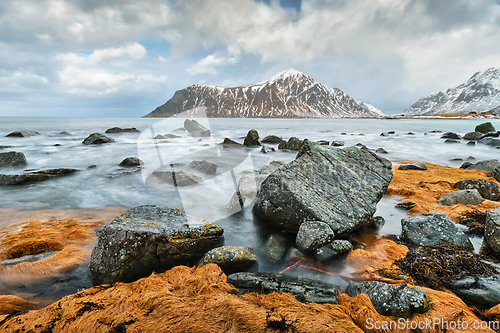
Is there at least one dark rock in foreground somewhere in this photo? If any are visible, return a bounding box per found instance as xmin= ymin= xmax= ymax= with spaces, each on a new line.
xmin=6 ymin=131 xmax=39 ymax=138
xmin=454 ymin=179 xmax=499 ymax=201
xmin=446 ymin=276 xmax=500 ymax=309
xmin=0 ymin=152 xmax=27 ymax=167
xmin=227 ymin=272 xmax=341 ymax=304
xmin=438 ymin=189 xmax=483 ymax=206
xmin=105 ymin=127 xmax=140 ymax=133
xmin=464 ymin=159 xmax=500 ymax=172
xmin=89 ymin=205 xmax=224 ymax=284
xmin=398 ymin=163 xmax=427 ymax=171
xmin=198 ymin=246 xmax=258 ymax=274
xmin=346 ymin=280 xmax=429 ymax=317
xmin=0 ymin=168 xmax=80 ymax=185
xmin=82 ymin=133 xmax=115 ymax=145
xmin=476 ymin=122 xmax=496 ymax=134
xmin=401 ymin=212 xmax=473 ymax=250
xmin=119 ymin=157 xmax=142 ymax=167
xmin=278 ymin=137 xmax=303 ymax=151
xmin=485 ymin=207 xmax=500 ymax=257
xmin=491 ymin=167 xmax=500 ymax=182
xmin=253 ymin=141 xmax=393 ymax=236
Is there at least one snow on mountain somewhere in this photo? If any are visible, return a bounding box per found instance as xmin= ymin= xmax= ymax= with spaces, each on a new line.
xmin=355 ymin=99 xmax=385 ymax=116
xmin=145 ymin=69 xmax=381 ymax=118
xmin=404 ymin=67 xmax=500 ymax=115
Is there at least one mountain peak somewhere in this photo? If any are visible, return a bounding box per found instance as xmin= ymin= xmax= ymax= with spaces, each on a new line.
xmin=258 ymin=68 xmax=309 ymax=85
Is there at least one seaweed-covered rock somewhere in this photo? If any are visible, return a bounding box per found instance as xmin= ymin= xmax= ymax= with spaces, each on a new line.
xmin=278 ymin=137 xmax=303 ymax=151
xmin=346 ymin=280 xmax=429 ymax=317
xmin=119 ymin=157 xmax=142 ymax=167
xmin=398 ymin=163 xmax=427 ymax=171
xmin=5 ymin=131 xmax=39 ymax=138
xmin=475 ymin=122 xmax=496 ymax=134
xmin=261 ymin=135 xmax=285 ymax=144
xmin=89 ymin=205 xmax=224 ymax=284
xmin=295 ymin=221 xmax=335 ymax=253
xmin=82 ymin=133 xmax=115 ymax=145
xmin=0 ymin=152 xmax=27 ymax=167
xmin=243 ymin=130 xmax=260 ymax=146
xmin=401 ymin=212 xmax=473 ymax=250
xmin=454 ymin=179 xmax=499 ymax=201
xmin=198 ymin=246 xmax=258 ymax=274
xmin=253 ymin=141 xmax=393 ymax=235
xmin=438 ymin=189 xmax=483 ymax=206
xmin=227 ymin=272 xmax=342 ymax=304
xmin=189 ymin=160 xmax=217 ymax=175
xmin=0 ymin=168 xmax=80 ymax=185
xmin=485 ymin=207 xmax=500 ymax=257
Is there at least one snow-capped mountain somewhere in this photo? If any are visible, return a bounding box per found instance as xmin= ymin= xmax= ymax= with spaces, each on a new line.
xmin=145 ymin=69 xmax=383 ymax=118
xmin=355 ymin=99 xmax=385 ymax=116
xmin=404 ymin=67 xmax=500 ymax=115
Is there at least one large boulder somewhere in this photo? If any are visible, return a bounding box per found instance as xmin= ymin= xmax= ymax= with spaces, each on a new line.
xmin=5 ymin=131 xmax=39 ymax=138
xmin=82 ymin=133 xmax=115 ymax=145
xmin=438 ymin=189 xmax=484 ymax=206
xmin=0 ymin=168 xmax=79 ymax=185
xmin=198 ymin=246 xmax=258 ymax=274
xmin=0 ymin=152 xmax=27 ymax=167
xmin=184 ymin=119 xmax=210 ymax=137
xmin=89 ymin=205 xmax=224 ymax=284
xmin=243 ymin=129 xmax=260 ymax=146
xmin=454 ymin=179 xmax=499 ymax=201
xmin=253 ymin=141 xmax=393 ymax=235
xmin=475 ymin=122 xmax=496 ymax=134
xmin=401 ymin=212 xmax=473 ymax=250
xmin=465 ymin=159 xmax=500 ymax=172
xmin=345 ymin=281 xmax=429 ymax=317
xmin=484 ymin=207 xmax=500 ymax=257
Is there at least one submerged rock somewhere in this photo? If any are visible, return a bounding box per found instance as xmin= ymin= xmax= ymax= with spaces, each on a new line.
xmin=119 ymin=157 xmax=142 ymax=167
xmin=184 ymin=119 xmax=210 ymax=137
xmin=260 ymin=145 xmax=275 ymax=154
xmin=0 ymin=152 xmax=27 ymax=167
xmin=454 ymin=179 xmax=499 ymax=201
xmin=222 ymin=138 xmax=243 ymax=148
xmin=227 ymin=272 xmax=341 ymax=304
xmin=0 ymin=168 xmax=80 ymax=185
xmin=189 ymin=160 xmax=217 ymax=175
xmin=263 ymin=233 xmax=290 ymax=262
xmin=486 ymin=138 xmax=500 ymax=147
xmin=398 ymin=163 xmax=427 ymax=171
xmin=438 ymin=189 xmax=484 ymax=206
xmin=485 ymin=207 xmax=500 ymax=257
xmin=346 ymin=280 xmax=429 ymax=317
xmin=5 ymin=131 xmax=39 ymax=138
xmin=278 ymin=137 xmax=303 ymax=151
xmin=82 ymin=133 xmax=115 ymax=145
xmin=89 ymin=205 xmax=224 ymax=284
xmin=198 ymin=246 xmax=258 ymax=274
xmin=401 ymin=212 xmax=473 ymax=250
xmin=253 ymin=141 xmax=393 ymax=236
xmin=475 ymin=122 xmax=496 ymax=134
xmin=150 ymin=170 xmax=202 ymax=186
xmin=105 ymin=127 xmax=140 ymax=133
xmin=243 ymin=129 xmax=260 ymax=146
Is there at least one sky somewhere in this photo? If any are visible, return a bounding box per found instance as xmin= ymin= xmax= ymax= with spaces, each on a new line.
xmin=1 ymin=0 xmax=500 ymax=117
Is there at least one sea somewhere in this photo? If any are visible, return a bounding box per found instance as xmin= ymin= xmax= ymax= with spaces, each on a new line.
xmin=0 ymin=117 xmax=499 ymax=303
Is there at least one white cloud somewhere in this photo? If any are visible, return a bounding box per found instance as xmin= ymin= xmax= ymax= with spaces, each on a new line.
xmin=187 ymin=50 xmax=240 ymax=75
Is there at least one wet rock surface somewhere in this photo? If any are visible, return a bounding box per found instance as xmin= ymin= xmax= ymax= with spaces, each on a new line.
xmin=315 ymin=239 xmax=352 ymax=262
xmin=345 ymin=280 xmax=430 ymax=317
xmin=438 ymin=189 xmax=484 ymax=206
xmin=464 ymin=159 xmax=500 ymax=172
xmin=401 ymin=212 xmax=474 ymax=250
xmin=184 ymin=119 xmax=211 ymax=137
xmin=261 ymin=135 xmax=285 ymax=144
xmin=254 ymin=141 xmax=393 ymax=235
xmin=0 ymin=151 xmax=27 ymax=167
xmin=398 ymin=162 xmax=427 ymax=171
xmin=89 ymin=205 xmax=224 ymax=284
xmin=105 ymin=127 xmax=140 ymax=133
xmin=198 ymin=246 xmax=258 ymax=274
xmin=189 ymin=160 xmax=217 ymax=175
xmin=485 ymin=207 xmax=500 ymax=257
xmin=243 ymin=129 xmax=261 ymax=146
xmin=119 ymin=157 xmax=142 ymax=167
xmin=475 ymin=122 xmax=496 ymax=134
xmin=454 ymin=179 xmax=499 ymax=201
xmin=0 ymin=168 xmax=80 ymax=185
xmin=278 ymin=137 xmax=303 ymax=150
xmin=227 ymin=272 xmax=341 ymax=304
xmin=5 ymin=131 xmax=39 ymax=137
xmin=295 ymin=221 xmax=335 ymax=253
xmin=82 ymin=133 xmax=115 ymax=145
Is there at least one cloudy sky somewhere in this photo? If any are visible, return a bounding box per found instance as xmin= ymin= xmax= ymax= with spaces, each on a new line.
xmin=1 ymin=0 xmax=500 ymax=117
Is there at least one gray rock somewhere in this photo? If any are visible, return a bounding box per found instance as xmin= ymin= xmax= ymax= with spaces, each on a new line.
xmin=490 ymin=167 xmax=500 ymax=182
xmin=398 ymin=163 xmax=427 ymax=171
xmin=460 ymin=162 xmax=473 ymax=169
xmin=0 ymin=168 xmax=80 ymax=185
xmin=467 ymin=141 xmax=476 ymax=145
xmin=316 ymin=140 xmax=329 ymax=145
xmin=444 ymin=139 xmax=460 ymax=143
xmin=260 ymin=146 xmax=275 ymax=154
xmin=184 ymin=119 xmax=210 ymax=137
xmin=5 ymin=131 xmax=39 ymax=138
xmin=438 ymin=189 xmax=484 ymax=206
xmin=331 ymin=140 xmax=345 ymax=147
xmin=278 ymin=137 xmax=303 ymax=150
xmin=243 ymin=129 xmax=260 ymax=146
xmin=119 ymin=157 xmax=142 ymax=167
xmin=189 ymin=160 xmax=217 ymax=175
xmin=463 ymin=131 xmax=486 ymax=140
xmin=105 ymin=127 xmax=140 ymax=133
xmin=82 ymin=133 xmax=115 ymax=145
xmin=395 ymin=202 xmax=416 ymax=210
xmin=198 ymin=246 xmax=258 ymax=274
xmin=261 ymin=135 xmax=285 ymax=144
xmin=486 ymin=139 xmax=500 ymax=147
xmin=376 ymin=148 xmax=388 ymax=154
xmin=150 ymin=170 xmax=202 ymax=186
xmin=345 ymin=280 xmax=430 ymax=317
xmin=441 ymin=132 xmax=461 ymax=140
xmin=368 ymin=216 xmax=386 ymax=229
xmin=89 ymin=205 xmax=224 ymax=284
xmin=295 ymin=221 xmax=335 ymax=253
xmin=315 ymin=240 xmax=352 ymax=262
xmin=263 ymin=233 xmax=290 ymax=262
xmin=0 ymin=146 xmax=14 ymax=149
xmin=253 ymin=141 xmax=393 ymax=235
xmin=163 ymin=133 xmax=181 ymax=138
xmin=465 ymin=159 xmax=500 ymax=172
xmin=0 ymin=152 xmax=27 ymax=167
xmin=485 ymin=207 xmax=500 ymax=257
xmin=446 ymin=276 xmax=500 ymax=309
xmin=454 ymin=179 xmax=499 ymax=201
xmin=222 ymin=138 xmax=243 ymax=148
xmin=475 ymin=122 xmax=496 ymax=134
xmin=227 ymin=272 xmax=341 ymax=304
xmin=59 ymin=131 xmax=72 ymax=136
xmin=407 ymin=132 xmax=415 ymax=135
xmin=155 ymin=134 xmax=168 ymax=140
xmin=401 ymin=212 xmax=474 ymax=250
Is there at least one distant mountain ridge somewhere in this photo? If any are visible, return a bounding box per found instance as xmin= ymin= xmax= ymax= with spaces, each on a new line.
xmin=145 ymin=69 xmax=383 ymax=118
xmin=404 ymin=67 xmax=500 ymax=115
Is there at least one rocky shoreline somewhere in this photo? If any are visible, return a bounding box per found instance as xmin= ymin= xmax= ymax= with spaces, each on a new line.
xmin=1 ymin=122 xmax=500 ymax=332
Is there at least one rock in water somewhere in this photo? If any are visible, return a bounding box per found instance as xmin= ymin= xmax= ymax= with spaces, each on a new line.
xmin=89 ymin=205 xmax=224 ymax=284
xmin=253 ymin=141 xmax=393 ymax=235
xmin=82 ymin=133 xmax=115 ymax=145
xmin=476 ymin=122 xmax=496 ymax=134
xmin=5 ymin=131 xmax=39 ymax=137
xmin=278 ymin=137 xmax=303 ymax=150
xmin=398 ymin=163 xmax=427 ymax=170
xmin=183 ymin=119 xmax=211 ymax=137
xmin=189 ymin=160 xmax=217 ymax=175
xmin=463 ymin=132 xmax=486 ymax=140
xmin=243 ymin=129 xmax=260 ymax=146
xmin=119 ymin=157 xmax=142 ymax=167
xmin=261 ymin=135 xmax=285 ymax=144
xmin=0 ymin=152 xmax=27 ymax=167
xmin=0 ymin=168 xmax=80 ymax=185
xmin=198 ymin=246 xmax=258 ymax=274
xmin=485 ymin=207 xmax=500 ymax=257
xmin=401 ymin=212 xmax=473 ymax=250
xmin=441 ymin=132 xmax=461 ymax=139
xmin=105 ymin=127 xmax=140 ymax=133
xmin=295 ymin=221 xmax=335 ymax=252
xmin=454 ymin=179 xmax=499 ymax=201
xmin=345 ymin=281 xmax=429 ymax=317
xmin=465 ymin=159 xmax=500 ymax=172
